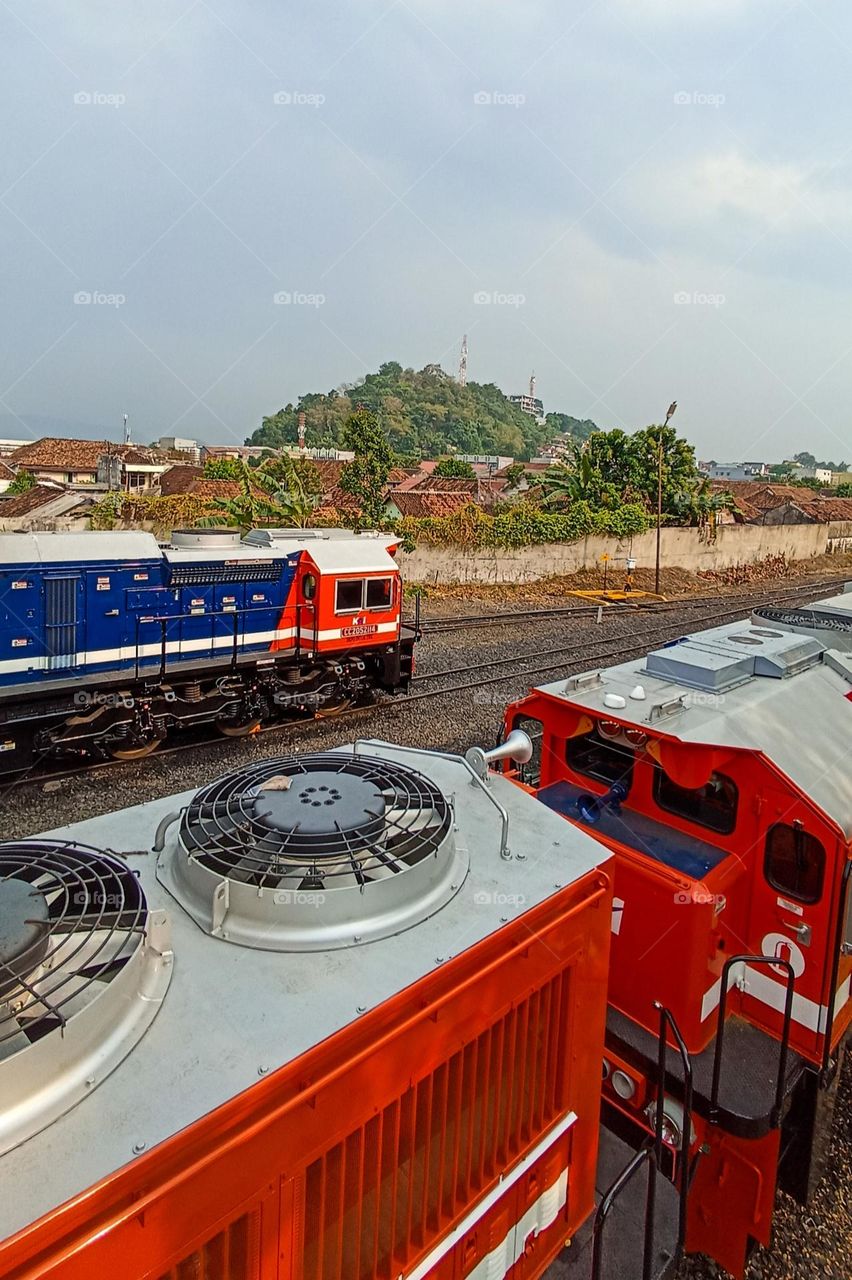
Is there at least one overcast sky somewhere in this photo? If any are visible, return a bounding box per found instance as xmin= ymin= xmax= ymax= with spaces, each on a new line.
xmin=2 ymin=0 xmax=852 ymax=460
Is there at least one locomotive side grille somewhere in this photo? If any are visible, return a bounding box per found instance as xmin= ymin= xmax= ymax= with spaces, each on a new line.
xmin=156 ymin=1209 xmax=261 ymax=1280
xmin=168 ymin=565 xmax=280 ymax=586
xmin=44 ymin=575 xmax=78 ymax=670
xmin=301 ymin=969 xmax=569 ymax=1280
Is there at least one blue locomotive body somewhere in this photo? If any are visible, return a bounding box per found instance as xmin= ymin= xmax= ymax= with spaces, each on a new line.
xmin=0 ymin=532 xmax=297 ymax=688
xmin=0 ymin=530 xmax=414 ymax=768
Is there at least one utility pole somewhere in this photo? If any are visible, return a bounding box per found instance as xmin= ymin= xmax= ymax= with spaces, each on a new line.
xmin=655 ymin=401 xmax=678 ymax=594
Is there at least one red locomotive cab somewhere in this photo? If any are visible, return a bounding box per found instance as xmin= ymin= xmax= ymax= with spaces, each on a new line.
xmin=499 ymin=612 xmax=852 ymax=1278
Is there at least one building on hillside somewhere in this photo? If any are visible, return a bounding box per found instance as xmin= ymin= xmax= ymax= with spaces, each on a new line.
xmin=455 ymin=454 xmax=513 ymax=472
xmin=0 ymin=439 xmax=29 ymax=457
xmin=831 ymin=471 xmax=852 ymax=487
xmin=281 ymin=446 xmax=355 ymax=462
xmin=508 ymin=392 xmax=545 ymax=424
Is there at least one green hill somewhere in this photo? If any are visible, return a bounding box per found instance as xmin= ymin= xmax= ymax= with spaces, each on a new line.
xmin=247 ymin=361 xmax=597 ymax=460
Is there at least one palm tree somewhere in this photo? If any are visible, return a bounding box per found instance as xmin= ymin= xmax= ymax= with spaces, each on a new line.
xmin=541 ymin=449 xmax=596 ymax=508
xmin=196 ymin=458 xmax=319 ymax=531
xmin=670 ymin=478 xmax=736 ymax=541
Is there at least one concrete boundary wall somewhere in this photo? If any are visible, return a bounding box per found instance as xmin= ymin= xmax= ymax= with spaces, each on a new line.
xmin=399 ymin=523 xmax=830 ymax=585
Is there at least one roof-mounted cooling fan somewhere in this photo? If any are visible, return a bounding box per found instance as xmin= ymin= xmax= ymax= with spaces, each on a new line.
xmin=0 ymin=841 xmax=171 ymax=1156
xmin=158 ymin=752 xmax=469 ymax=950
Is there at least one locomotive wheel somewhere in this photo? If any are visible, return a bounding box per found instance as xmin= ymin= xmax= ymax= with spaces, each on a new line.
xmin=315 ymin=697 xmax=352 ymax=719
xmin=215 ymin=715 xmax=262 ymax=738
xmin=107 ymin=733 xmax=165 ymax=760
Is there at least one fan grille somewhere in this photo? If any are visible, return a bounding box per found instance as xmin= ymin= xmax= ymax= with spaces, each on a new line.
xmin=0 ymin=841 xmax=147 ymax=1051
xmin=180 ymin=754 xmax=453 ymax=890
xmin=163 ymin=751 xmax=467 ymax=950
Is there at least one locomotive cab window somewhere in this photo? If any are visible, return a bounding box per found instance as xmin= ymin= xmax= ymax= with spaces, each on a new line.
xmin=366 ymin=577 xmax=392 ymax=610
xmin=764 ymin=822 xmax=826 ymax=903
xmin=565 ymin=730 xmax=634 ymax=790
xmin=653 ymin=768 xmax=737 ymax=835
xmin=335 ymin=579 xmax=363 ymax=613
xmin=302 ymin=573 xmax=317 ymax=601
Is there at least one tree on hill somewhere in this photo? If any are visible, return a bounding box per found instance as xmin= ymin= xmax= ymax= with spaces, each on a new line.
xmin=338 ymin=406 xmax=394 ymax=529
xmin=434 ymin=457 xmax=476 ymax=479
xmin=247 ymin=361 xmax=555 ymax=460
xmin=544 ymin=412 xmax=598 ymax=442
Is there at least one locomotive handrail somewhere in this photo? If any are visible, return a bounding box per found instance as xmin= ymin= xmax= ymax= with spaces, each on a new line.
xmin=822 ymin=856 xmax=852 ymax=1082
xmin=709 ymin=954 xmax=795 ymax=1128
xmin=592 ymin=1002 xmax=691 ymax=1280
xmin=591 ymin=1141 xmax=656 ymax=1280
xmin=652 ymin=1001 xmax=693 ymax=1265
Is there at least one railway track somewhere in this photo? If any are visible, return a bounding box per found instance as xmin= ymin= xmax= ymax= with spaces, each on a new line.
xmin=4 ymin=575 xmax=846 ymax=794
xmin=405 ymin=574 xmax=851 ymax=632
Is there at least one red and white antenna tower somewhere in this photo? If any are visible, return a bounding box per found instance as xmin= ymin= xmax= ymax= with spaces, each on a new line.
xmin=529 ymin=371 xmax=536 ymax=399
xmin=297 ymin=411 xmax=306 ymax=453
xmin=458 ymin=334 xmax=468 ymax=387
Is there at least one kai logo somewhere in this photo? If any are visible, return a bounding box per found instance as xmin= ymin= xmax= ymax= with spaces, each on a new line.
xmin=761 ymin=931 xmax=806 ymax=978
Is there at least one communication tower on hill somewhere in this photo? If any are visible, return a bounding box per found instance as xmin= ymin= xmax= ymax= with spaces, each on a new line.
xmin=458 ymin=334 xmax=468 ymax=387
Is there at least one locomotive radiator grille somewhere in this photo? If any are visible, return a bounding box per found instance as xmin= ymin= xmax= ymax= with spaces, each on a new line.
xmin=302 ymin=969 xmax=570 ymax=1280
xmin=155 ymin=1209 xmax=261 ymax=1280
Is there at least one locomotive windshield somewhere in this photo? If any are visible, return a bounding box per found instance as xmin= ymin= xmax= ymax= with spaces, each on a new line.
xmin=565 ymin=731 xmax=634 ymax=790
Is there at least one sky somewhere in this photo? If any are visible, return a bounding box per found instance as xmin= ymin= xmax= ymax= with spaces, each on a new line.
xmin=2 ymin=0 xmax=852 ymax=461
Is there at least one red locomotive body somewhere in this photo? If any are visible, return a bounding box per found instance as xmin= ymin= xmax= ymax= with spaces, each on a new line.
xmin=503 ymin=604 xmax=852 ymax=1277
xmin=0 ymin=741 xmax=612 ymax=1280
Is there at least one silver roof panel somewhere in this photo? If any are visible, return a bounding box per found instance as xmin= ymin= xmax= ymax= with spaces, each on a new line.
xmin=0 ymin=532 xmax=162 ymax=565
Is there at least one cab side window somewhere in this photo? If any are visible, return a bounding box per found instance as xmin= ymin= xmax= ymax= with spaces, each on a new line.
xmin=764 ymin=822 xmax=825 ymax=903
xmin=366 ymin=577 xmax=392 ymax=610
xmin=653 ymin=768 xmax=737 ymax=834
xmin=335 ymin=579 xmax=363 ymax=613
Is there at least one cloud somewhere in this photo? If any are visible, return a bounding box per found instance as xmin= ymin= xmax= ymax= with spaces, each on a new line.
xmin=651 ymin=151 xmax=850 ymax=233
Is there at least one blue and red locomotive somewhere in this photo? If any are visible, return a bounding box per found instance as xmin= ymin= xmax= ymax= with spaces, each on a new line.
xmin=0 ymin=527 xmax=415 ymax=767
